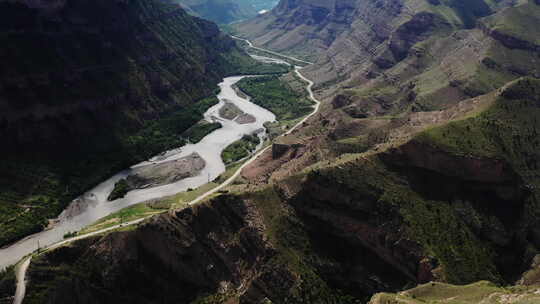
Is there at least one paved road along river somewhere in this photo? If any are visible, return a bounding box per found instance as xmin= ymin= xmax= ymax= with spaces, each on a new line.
xmin=10 ymin=39 xmax=323 ymax=304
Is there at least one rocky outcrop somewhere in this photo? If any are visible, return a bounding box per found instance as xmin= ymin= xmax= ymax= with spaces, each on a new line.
xmin=285 ymin=175 xmax=430 ymax=286
xmin=271 ymin=141 xmax=305 ymax=159
xmin=387 ymin=12 xmax=448 ymax=64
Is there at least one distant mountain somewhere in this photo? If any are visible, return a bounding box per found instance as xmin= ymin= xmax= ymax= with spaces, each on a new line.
xmin=236 ymin=0 xmax=540 ymax=112
xmin=234 ymin=0 xmax=360 ymax=60
xmin=175 ymin=0 xmax=278 ymax=24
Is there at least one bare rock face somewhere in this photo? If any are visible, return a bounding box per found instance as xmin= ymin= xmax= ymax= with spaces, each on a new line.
xmin=271 ymin=142 xmax=305 ymax=159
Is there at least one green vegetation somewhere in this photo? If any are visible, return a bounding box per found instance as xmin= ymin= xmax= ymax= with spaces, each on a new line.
xmin=0 ymin=94 xmax=220 ymax=247
xmin=483 ymin=1 xmax=540 ymax=46
xmin=190 ymin=291 xmax=235 ymax=304
xmin=371 ymin=281 xmax=540 ymax=304
xmin=0 ymin=0 xmax=287 ymax=249
xmin=236 ymin=75 xmax=313 ymax=121
xmin=78 ymin=201 xmax=169 ymax=236
xmin=0 ymin=266 xmax=15 ymax=304
xmin=429 ymin=0 xmax=492 ymax=28
xmin=418 ymin=78 xmax=540 ymax=185
xmin=246 ymin=187 xmax=363 ymax=303
xmin=107 ymin=179 xmax=130 ymax=201
xmin=63 ymin=231 xmax=77 ymax=239
xmin=221 ymin=134 xmax=260 ymax=164
xmin=307 ymin=78 xmax=540 ymax=285
xmin=313 ymin=157 xmax=501 ymax=284
xmin=183 ymin=122 xmax=222 ymax=143
xmin=128 ymin=95 xmax=221 ymax=156
xmin=219 ymin=102 xmax=243 ymax=120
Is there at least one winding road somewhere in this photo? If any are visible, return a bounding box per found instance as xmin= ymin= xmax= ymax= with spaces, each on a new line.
xmin=231 ymin=36 xmax=314 ymax=65
xmin=11 ymin=38 xmax=320 ymax=304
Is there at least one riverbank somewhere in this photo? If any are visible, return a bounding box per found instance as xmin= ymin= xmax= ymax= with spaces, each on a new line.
xmin=10 ymin=41 xmax=323 ymax=304
xmin=0 ymin=75 xmax=276 ymax=270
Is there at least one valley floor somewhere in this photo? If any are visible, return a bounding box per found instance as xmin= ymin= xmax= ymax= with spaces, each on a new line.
xmin=11 ymin=42 xmax=320 ymax=304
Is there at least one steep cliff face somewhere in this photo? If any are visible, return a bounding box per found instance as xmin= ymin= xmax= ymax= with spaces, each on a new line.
xmin=25 ymin=187 xmax=414 ymax=304
xmin=25 ymin=196 xmax=285 ymax=304
xmin=24 ymin=79 xmax=540 ymax=303
xmin=0 ymin=0 xmax=262 ymax=247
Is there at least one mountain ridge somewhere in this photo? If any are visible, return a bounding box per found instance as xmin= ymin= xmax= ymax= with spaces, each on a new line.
xmin=22 ymin=77 xmax=540 ymax=303
xmin=8 ymin=0 xmax=540 ymax=303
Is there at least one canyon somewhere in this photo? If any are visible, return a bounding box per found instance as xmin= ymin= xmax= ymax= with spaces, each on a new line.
xmin=3 ymin=0 xmax=540 ymax=303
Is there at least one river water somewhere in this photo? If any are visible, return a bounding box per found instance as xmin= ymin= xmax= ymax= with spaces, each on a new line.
xmin=0 ymin=75 xmax=276 ymax=269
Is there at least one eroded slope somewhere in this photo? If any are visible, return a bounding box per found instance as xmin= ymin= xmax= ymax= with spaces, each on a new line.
xmin=24 ymin=78 xmax=540 ymax=303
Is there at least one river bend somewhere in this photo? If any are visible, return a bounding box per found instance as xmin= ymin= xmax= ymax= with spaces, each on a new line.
xmin=0 ymin=76 xmax=276 ymax=269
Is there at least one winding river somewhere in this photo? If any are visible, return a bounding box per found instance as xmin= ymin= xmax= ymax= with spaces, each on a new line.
xmin=0 ymin=75 xmax=277 ymax=269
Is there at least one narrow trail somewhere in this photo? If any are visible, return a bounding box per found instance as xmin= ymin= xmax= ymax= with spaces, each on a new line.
xmin=12 ymin=38 xmax=321 ymax=304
